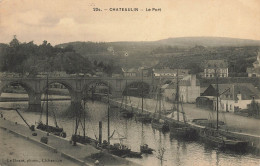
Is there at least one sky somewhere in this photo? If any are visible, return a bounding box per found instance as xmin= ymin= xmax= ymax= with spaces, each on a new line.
xmin=0 ymin=0 xmax=260 ymax=45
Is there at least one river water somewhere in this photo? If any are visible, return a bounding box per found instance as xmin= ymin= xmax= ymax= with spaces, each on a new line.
xmin=0 ymin=94 xmax=259 ymax=166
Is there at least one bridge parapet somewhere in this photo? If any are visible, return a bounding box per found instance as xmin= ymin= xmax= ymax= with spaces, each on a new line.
xmin=0 ymin=76 xmax=172 ymax=111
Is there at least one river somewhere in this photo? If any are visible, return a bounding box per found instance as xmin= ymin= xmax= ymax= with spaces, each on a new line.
xmin=0 ymin=94 xmax=259 ymax=166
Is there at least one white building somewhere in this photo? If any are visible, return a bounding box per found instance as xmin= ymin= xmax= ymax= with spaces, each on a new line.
xmin=204 ymin=60 xmax=228 ymax=78
xmin=162 ymin=74 xmax=200 ymax=103
xmin=153 ymin=69 xmax=189 ymax=78
xmin=202 ymin=83 xmax=260 ymax=112
xmin=247 ymin=51 xmax=260 ymax=77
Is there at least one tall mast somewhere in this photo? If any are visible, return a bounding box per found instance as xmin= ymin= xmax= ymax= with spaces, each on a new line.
xmin=176 ymin=69 xmax=179 ymax=121
xmin=158 ymin=76 xmax=161 ymax=117
xmin=216 ymin=70 xmax=219 ymax=130
xmin=107 ymin=82 xmax=110 ymax=144
xmin=46 ymin=74 xmax=49 ymax=129
xmin=141 ymin=69 xmax=143 ymax=113
xmin=125 ymin=52 xmax=128 ymax=110
xmin=83 ymin=100 xmax=86 ymax=139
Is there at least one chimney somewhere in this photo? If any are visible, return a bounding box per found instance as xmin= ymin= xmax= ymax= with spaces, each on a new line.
xmin=191 ymin=75 xmax=196 ymax=86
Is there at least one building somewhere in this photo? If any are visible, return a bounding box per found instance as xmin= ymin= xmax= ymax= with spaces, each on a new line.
xmin=153 ymin=69 xmax=189 ymax=78
xmin=161 ymin=83 xmax=176 ymax=102
xmin=200 ymin=83 xmax=260 ymax=112
xmin=122 ymin=68 xmax=139 ymax=77
xmin=162 ymin=74 xmax=200 ymax=103
xmin=179 ymin=75 xmax=200 ymax=103
xmin=247 ymin=51 xmax=260 ymax=77
xmin=122 ymin=67 xmax=151 ymax=77
xmin=204 ymin=60 xmax=228 ymax=78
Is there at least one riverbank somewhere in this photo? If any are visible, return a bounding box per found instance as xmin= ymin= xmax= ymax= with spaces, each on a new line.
xmin=104 ymin=97 xmax=260 ymax=150
xmin=0 ymin=116 xmax=141 ymax=166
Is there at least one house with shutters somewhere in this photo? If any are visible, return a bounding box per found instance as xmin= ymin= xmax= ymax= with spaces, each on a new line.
xmin=204 ymin=60 xmax=228 ymax=78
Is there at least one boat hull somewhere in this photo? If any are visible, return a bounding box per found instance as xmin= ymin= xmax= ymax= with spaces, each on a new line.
xmin=120 ymin=110 xmax=134 ymax=118
xmin=135 ymin=113 xmax=152 ymax=123
xmin=151 ymin=120 xmax=169 ymax=132
xmin=71 ymin=134 xmax=98 ymax=145
xmin=37 ymin=123 xmax=66 ymax=138
xmin=199 ymin=128 xmax=248 ymax=152
xmin=169 ymin=120 xmax=198 ymax=140
xmin=140 ymin=145 xmax=154 ymax=154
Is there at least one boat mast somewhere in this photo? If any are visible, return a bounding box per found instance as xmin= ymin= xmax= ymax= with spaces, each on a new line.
xmin=176 ymin=69 xmax=179 ymax=121
xmin=125 ymin=52 xmax=128 ymax=110
xmin=141 ymin=69 xmax=144 ymax=113
xmin=46 ymin=74 xmax=49 ymax=131
xmin=216 ymin=70 xmax=219 ymax=130
xmin=107 ymin=82 xmax=110 ymax=144
xmin=158 ymin=76 xmax=162 ymax=117
xmin=83 ymin=100 xmax=86 ymax=139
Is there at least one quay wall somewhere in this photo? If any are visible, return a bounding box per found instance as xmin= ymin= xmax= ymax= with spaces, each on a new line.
xmin=0 ymin=125 xmax=90 ymax=166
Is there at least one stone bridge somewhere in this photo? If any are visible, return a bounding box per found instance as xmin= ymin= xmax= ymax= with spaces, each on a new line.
xmin=0 ymin=76 xmax=174 ymax=112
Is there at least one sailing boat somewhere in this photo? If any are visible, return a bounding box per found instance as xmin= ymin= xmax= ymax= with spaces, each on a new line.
xmin=100 ymin=87 xmax=132 ymax=157
xmin=197 ymin=72 xmax=248 ymax=151
xmin=36 ymin=75 xmax=66 ymax=138
xmin=151 ymin=77 xmax=169 ymax=132
xmin=71 ymin=100 xmax=98 ymax=145
xmin=135 ymin=68 xmax=152 ymax=123
xmin=169 ymin=71 xmax=197 ymax=140
xmin=120 ymin=75 xmax=134 ymax=118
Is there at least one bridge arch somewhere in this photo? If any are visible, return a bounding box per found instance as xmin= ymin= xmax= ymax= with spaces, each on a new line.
xmin=0 ymin=80 xmax=34 ymax=95
xmin=82 ymin=80 xmax=113 ymax=100
xmin=41 ymin=80 xmax=75 ymax=97
xmin=123 ymin=81 xmax=150 ymax=97
xmin=0 ymin=80 xmax=38 ymax=111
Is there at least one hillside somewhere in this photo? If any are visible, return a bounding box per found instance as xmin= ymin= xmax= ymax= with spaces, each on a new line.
xmin=155 ymin=37 xmax=260 ymax=47
xmin=1 ymin=37 xmax=259 ymax=76
xmin=56 ymin=37 xmax=260 ymax=69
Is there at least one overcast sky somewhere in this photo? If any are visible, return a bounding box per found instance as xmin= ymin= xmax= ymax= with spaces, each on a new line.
xmin=0 ymin=0 xmax=259 ymax=45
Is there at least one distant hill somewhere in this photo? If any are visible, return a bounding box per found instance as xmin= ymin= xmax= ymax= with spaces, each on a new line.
xmin=56 ymin=37 xmax=260 ymax=56
xmin=155 ymin=37 xmax=260 ymax=47
xmin=55 ymin=37 xmax=260 ymax=69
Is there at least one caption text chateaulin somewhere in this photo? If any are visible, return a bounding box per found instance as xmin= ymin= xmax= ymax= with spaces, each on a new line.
xmin=93 ymin=8 xmax=161 ymax=12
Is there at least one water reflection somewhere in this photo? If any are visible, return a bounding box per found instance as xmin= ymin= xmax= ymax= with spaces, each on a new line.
xmin=0 ymin=100 xmax=259 ymax=166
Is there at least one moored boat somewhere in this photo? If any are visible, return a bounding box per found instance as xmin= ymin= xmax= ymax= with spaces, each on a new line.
xmin=120 ymin=109 xmax=134 ymax=118
xmin=135 ymin=69 xmax=152 ymax=123
xmin=37 ymin=74 xmax=66 ymax=138
xmin=199 ymin=128 xmax=248 ymax=152
xmin=136 ymin=112 xmax=152 ymax=123
xmin=151 ymin=118 xmax=169 ymax=132
xmin=169 ymin=70 xmax=197 ymax=140
xmin=140 ymin=144 xmax=154 ymax=154
xmin=151 ymin=77 xmax=169 ymax=132
xmin=196 ymin=72 xmax=248 ymax=152
xmin=37 ymin=122 xmax=66 ymax=137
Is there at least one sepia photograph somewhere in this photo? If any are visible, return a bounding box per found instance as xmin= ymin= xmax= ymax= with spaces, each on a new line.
xmin=0 ymin=0 xmax=260 ymax=165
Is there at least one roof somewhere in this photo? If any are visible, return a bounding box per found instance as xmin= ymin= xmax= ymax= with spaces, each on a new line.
xmin=247 ymin=67 xmax=260 ymax=74
xmin=122 ymin=68 xmax=139 ymax=73
xmin=153 ymin=69 xmax=189 ymax=74
xmin=208 ymin=83 xmax=260 ymax=100
xmin=161 ymin=84 xmax=169 ymax=89
xmin=162 ymin=75 xmax=200 ymax=88
xmin=205 ymin=60 xmax=228 ymax=69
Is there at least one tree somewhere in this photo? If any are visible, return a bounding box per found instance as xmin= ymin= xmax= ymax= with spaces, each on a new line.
xmin=248 ymin=99 xmax=260 ymax=116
